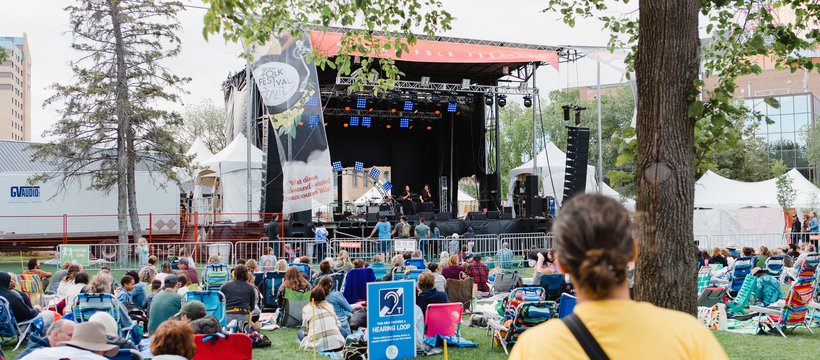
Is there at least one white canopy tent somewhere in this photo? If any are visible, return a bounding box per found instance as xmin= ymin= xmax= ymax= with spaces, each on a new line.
xmin=354 ymin=187 xmax=386 ymax=206
xmin=186 ymin=138 xmax=215 ymax=167
xmin=457 ymin=189 xmax=478 ymax=218
xmin=199 ymin=134 xmax=265 ymax=221
xmin=506 ymin=142 xmax=635 ymax=211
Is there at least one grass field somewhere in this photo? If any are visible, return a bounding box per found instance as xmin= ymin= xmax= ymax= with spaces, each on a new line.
xmin=0 ymin=259 xmax=817 ymax=359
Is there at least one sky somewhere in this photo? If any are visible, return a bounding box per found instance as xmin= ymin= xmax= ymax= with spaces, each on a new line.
xmin=0 ymin=0 xmax=632 ymax=142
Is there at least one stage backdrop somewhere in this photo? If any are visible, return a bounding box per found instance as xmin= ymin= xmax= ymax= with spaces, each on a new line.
xmin=252 ymin=33 xmax=334 ymax=214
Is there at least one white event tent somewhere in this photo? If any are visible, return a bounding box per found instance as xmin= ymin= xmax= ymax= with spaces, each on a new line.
xmin=199 ymin=134 xmax=265 ymax=220
xmin=507 ymin=142 xmax=634 ymax=211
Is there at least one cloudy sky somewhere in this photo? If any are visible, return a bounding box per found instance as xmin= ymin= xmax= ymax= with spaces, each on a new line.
xmin=0 ymin=0 xmax=632 ymax=142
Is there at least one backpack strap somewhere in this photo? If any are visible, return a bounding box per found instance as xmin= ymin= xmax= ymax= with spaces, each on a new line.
xmin=562 ymin=313 xmax=609 ymax=360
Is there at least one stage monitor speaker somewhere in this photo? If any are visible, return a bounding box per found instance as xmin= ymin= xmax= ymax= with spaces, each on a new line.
xmin=435 ymin=213 xmax=452 ymax=222
xmin=563 ymin=126 xmax=591 ymax=201
xmin=366 ymin=213 xmax=378 ymax=223
xmin=290 ymin=210 xmax=311 ymax=222
xmin=419 ymin=212 xmax=434 ymax=221
xmin=503 ymin=207 xmax=513 ymax=214
xmin=528 ymin=197 xmax=545 ymax=217
xmin=467 ymin=212 xmax=487 ymax=220
xmin=378 ymin=210 xmax=395 ymax=219
xmin=500 ymin=212 xmax=513 ymax=220
xmin=486 ymin=211 xmax=500 ymax=220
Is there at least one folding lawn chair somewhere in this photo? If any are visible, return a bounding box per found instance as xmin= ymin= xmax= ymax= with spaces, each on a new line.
xmin=17 ymin=274 xmax=48 ymax=308
xmin=764 ymin=255 xmax=785 ymax=278
xmin=697 ymin=267 xmax=712 ymax=296
xmin=368 ymin=262 xmax=388 ymax=280
xmin=488 ymin=300 xmax=556 ymax=354
xmin=262 ymin=271 xmax=285 ymax=310
xmin=697 ymin=287 xmax=727 ymax=308
xmin=290 ymin=263 xmax=312 ymax=279
xmin=73 ymin=293 xmax=135 ymax=340
xmin=277 ymin=288 xmax=311 ymax=328
xmin=728 ymin=256 xmax=754 ymax=297
xmin=726 ymin=275 xmax=757 ymax=316
xmin=538 ymin=274 xmax=564 ymax=301
xmin=342 ymin=268 xmax=376 ymax=303
xmin=330 ymin=271 xmax=345 ymax=292
xmin=193 ymin=333 xmax=253 ymax=360
xmin=502 ymin=287 xmax=546 ymax=320
xmin=750 ymin=276 xmax=816 ymax=337
xmin=391 ymin=266 xmax=407 ymax=281
xmin=0 ymin=296 xmax=41 ymax=351
xmin=202 ymin=263 xmax=230 ymax=290
xmin=491 ymin=271 xmax=519 ymax=295
xmin=557 ymin=293 xmax=576 ymax=319
xmin=404 ymin=258 xmax=425 ymax=269
xmin=445 ymin=277 xmax=474 ymax=311
xmin=183 ymin=290 xmax=227 ymax=328
xmin=425 ymin=303 xmax=463 ymax=338
xmin=259 ymin=255 xmax=277 ymax=272
xmin=405 ymin=269 xmax=427 ymax=283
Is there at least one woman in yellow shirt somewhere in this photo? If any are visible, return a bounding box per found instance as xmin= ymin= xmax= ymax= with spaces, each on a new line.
xmin=509 ymin=194 xmax=728 ymax=360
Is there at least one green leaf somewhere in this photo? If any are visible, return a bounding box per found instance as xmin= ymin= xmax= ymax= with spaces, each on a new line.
xmin=688 ymin=100 xmax=706 ymax=119
xmin=763 ymin=97 xmax=780 ymax=109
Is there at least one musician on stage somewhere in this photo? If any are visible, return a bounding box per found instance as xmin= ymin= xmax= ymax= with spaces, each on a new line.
xmin=419 ymin=184 xmax=433 ymax=203
xmin=400 ymin=185 xmax=415 ymax=215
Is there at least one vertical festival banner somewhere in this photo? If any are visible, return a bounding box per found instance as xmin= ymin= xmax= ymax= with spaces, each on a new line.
xmin=251 ymin=32 xmax=334 ymax=214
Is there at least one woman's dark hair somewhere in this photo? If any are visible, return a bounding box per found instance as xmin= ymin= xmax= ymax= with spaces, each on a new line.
xmin=427 ymin=263 xmax=439 ymax=272
xmin=318 ymin=275 xmax=333 ymax=292
xmin=150 ymin=279 xmax=162 ymax=290
xmin=74 ymin=272 xmax=90 ymax=285
xmin=311 ymin=286 xmax=327 ymax=302
xmin=319 ymin=260 xmax=332 ymax=274
xmin=26 ymin=259 xmax=37 ymax=270
xmin=430 ymin=221 xmax=437 ymax=230
xmin=125 ymin=270 xmax=139 ymax=281
xmin=65 ymin=265 xmax=81 ymax=281
xmin=353 ymin=259 xmax=364 ymax=268
xmin=233 ymin=265 xmax=250 ymax=282
xmin=553 ymin=194 xmax=633 ymax=300
xmin=742 ymin=247 xmax=754 ymax=257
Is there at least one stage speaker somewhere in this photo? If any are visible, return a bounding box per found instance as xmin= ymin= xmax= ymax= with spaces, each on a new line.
xmin=366 ymin=212 xmax=378 ymax=223
xmin=467 ymin=212 xmax=487 ymax=220
xmin=486 ymin=211 xmax=500 ymax=220
xmin=368 ymin=206 xmax=380 ymax=214
xmin=500 ymin=212 xmax=513 ymax=220
xmin=502 ymin=207 xmax=513 ymax=214
xmin=435 ymin=213 xmax=452 ymax=222
xmin=419 ymin=212 xmax=434 ymax=221
xmin=528 ymin=197 xmax=545 ymax=217
xmin=290 ymin=210 xmax=311 ymax=222
xmin=563 ymin=126 xmax=591 ymax=201
xmin=378 ymin=210 xmax=395 ymax=219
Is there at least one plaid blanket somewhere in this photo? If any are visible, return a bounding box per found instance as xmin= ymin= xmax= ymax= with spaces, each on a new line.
xmin=300 ymin=302 xmax=345 ymax=352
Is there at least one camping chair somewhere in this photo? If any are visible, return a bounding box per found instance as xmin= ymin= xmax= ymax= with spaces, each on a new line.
xmin=502 ymin=287 xmax=546 ymax=320
xmin=728 ymin=256 xmax=754 ymax=297
xmin=764 ymin=256 xmax=785 ymax=278
xmin=368 ymin=262 xmax=388 ymax=280
xmin=262 ymin=271 xmax=285 ymax=310
xmin=709 ymin=263 xmax=725 ymax=272
xmin=445 ymin=277 xmax=474 ymax=311
xmin=0 ymin=296 xmax=41 ymax=351
xmin=488 ymin=301 xmax=557 ymax=355
xmin=342 ymin=268 xmax=376 ymax=303
xmin=557 ymin=293 xmax=576 ymax=319
xmin=73 ymin=293 xmax=135 ymax=340
xmin=17 ymin=274 xmax=49 ymax=308
xmin=405 ymin=258 xmax=425 ymax=269
xmin=184 ymin=291 xmax=227 ymax=328
xmin=259 ymin=255 xmax=277 ymax=272
xmin=750 ymin=276 xmax=816 ymax=337
xmin=697 ymin=267 xmax=712 ymax=296
xmin=290 ymin=263 xmax=312 ymax=279
xmin=202 ymin=263 xmax=230 ymax=290
xmin=406 ymin=269 xmax=427 ymax=283
xmin=491 ymin=271 xmax=519 ymax=295
xmin=193 ymin=333 xmax=253 ymax=360
xmin=330 ymin=271 xmax=345 ymax=292
xmin=538 ymin=274 xmax=564 ymax=301
xmin=391 ymin=266 xmax=407 ymax=281
xmin=726 ymin=275 xmax=757 ymax=316
xmin=277 ymin=288 xmax=311 ymax=328
xmin=424 ymin=303 xmax=463 ymax=338
xmin=697 ymin=287 xmax=727 ymax=308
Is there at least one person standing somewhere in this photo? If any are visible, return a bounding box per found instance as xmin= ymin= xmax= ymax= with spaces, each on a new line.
xmin=368 ymin=216 xmax=392 ymax=261
xmin=810 ymin=211 xmax=820 ymax=248
xmin=509 ymin=194 xmax=727 ymax=360
xmin=136 ymin=238 xmax=150 ymax=267
xmin=313 ymin=222 xmax=328 ymax=262
xmin=791 ymin=214 xmax=802 ymax=245
xmin=415 ymin=217 xmax=431 ymax=259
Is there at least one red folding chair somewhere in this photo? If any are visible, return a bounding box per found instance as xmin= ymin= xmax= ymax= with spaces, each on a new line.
xmin=424 ymin=302 xmax=463 ymax=338
xmin=193 ymin=333 xmax=252 ymax=360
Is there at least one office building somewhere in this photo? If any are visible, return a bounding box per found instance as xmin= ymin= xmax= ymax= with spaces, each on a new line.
xmin=0 ymin=33 xmax=31 ymax=141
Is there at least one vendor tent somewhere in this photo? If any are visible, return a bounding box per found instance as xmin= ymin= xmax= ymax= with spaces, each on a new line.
xmin=694 ymin=169 xmax=820 ymax=209
xmin=200 ymin=134 xmax=265 ymax=220
xmin=186 ymin=138 xmax=215 ymax=167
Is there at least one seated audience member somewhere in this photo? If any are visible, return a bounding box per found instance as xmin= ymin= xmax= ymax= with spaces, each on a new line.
xmin=318 ymin=276 xmax=353 ymax=337
xmin=62 ymin=272 xmax=89 ymax=315
xmin=402 ymin=252 xmax=413 ymax=261
xmin=142 ymin=279 xmax=162 ymax=312
xmin=751 ymin=267 xmax=781 ymax=307
xmin=85 ymin=272 xmax=139 ymax=343
xmin=299 ymin=256 xmax=311 ymax=265
xmin=176 ymin=274 xmax=190 ymax=296
xmin=441 ymin=255 xmax=463 ymax=280
xmin=145 ymin=255 xmax=158 ymax=271
xmin=189 ymin=315 xmax=222 ymax=336
xmin=464 ymin=254 xmax=490 ymax=295
xmin=220 ymin=265 xmax=257 ymax=326
xmin=47 ymin=262 xmax=71 ymax=294
xmin=133 ymin=267 xmax=156 ymax=310
xmin=448 ymin=236 xmax=460 ymax=257
xmin=260 ymin=247 xmax=278 ymax=269
xmin=155 ymin=262 xmax=173 ymax=286
xmin=20 ymin=322 xmax=119 ymax=360
xmin=55 ymin=264 xmax=82 ymax=303
xmin=246 ymin=259 xmax=260 ymax=274
xmin=427 ymin=263 xmax=446 ymax=292
xmin=383 ymin=255 xmax=406 ymax=281
xmin=299 ymin=287 xmax=345 ymax=353
xmin=415 ymin=272 xmax=449 ymax=316
xmin=756 ymin=246 xmax=772 ymax=268
xmin=0 ymin=272 xmax=39 ymax=322
xmin=274 ymin=259 xmax=289 ymax=273
xmin=150 ymin=320 xmax=196 ymax=360
xmin=277 ymin=267 xmax=311 ymax=308
xmin=148 ymin=275 xmax=182 ymax=335
xmin=174 ymin=300 xmax=207 ymax=323
xmin=496 ymin=242 xmax=514 ymax=270
xmin=177 ymin=258 xmax=198 ymax=285
xmin=532 ymin=251 xmax=556 ymax=284
xmin=23 ymin=258 xmax=53 ymax=289
xmin=88 ymin=312 xmax=136 ymax=351
xmin=708 ymin=247 xmax=728 ymax=268
xmin=16 ymin=319 xmax=75 ymax=359
xmin=313 ymin=260 xmax=334 ymax=286
xmin=438 ymin=252 xmax=450 ymax=270
xmin=509 ymin=194 xmax=727 ymax=359
xmin=334 ymin=250 xmax=353 ymax=272
xmin=115 ymin=275 xmax=135 ymax=306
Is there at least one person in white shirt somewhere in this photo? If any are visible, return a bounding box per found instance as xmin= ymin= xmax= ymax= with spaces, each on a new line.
xmin=427 ymin=263 xmax=447 ymax=292
xmin=20 ymin=322 xmax=119 ymax=360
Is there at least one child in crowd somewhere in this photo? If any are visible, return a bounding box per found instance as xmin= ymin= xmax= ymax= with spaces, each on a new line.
xmin=116 ymin=275 xmax=135 ymax=306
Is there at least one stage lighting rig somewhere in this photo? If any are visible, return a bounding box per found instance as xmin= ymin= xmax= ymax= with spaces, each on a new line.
xmin=562 ymin=104 xmax=587 ymax=125
xmin=465 ymin=93 xmax=474 ymax=104
xmin=496 ymin=94 xmax=507 ymax=107
xmin=523 ymin=95 xmax=533 ymax=108
xmin=484 ymin=93 xmax=494 ymax=106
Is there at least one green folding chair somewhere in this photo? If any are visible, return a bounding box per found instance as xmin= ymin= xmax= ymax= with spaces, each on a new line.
xmin=726 ymin=275 xmax=757 ymax=316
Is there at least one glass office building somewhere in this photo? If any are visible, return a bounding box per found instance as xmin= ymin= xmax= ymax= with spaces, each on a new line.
xmin=744 ymin=92 xmax=819 ymax=182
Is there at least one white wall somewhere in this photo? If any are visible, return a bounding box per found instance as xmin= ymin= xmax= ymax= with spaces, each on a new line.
xmin=0 ymin=171 xmax=180 ymax=236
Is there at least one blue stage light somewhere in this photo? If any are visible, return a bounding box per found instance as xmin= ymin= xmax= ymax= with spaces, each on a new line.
xmin=308 ymin=115 xmax=319 ymax=127
xmin=354 ymin=162 xmax=364 ymax=172
xmin=332 ymin=161 xmax=342 ymax=172
xmin=403 ymin=101 xmax=414 ymax=111
xmin=349 ymin=116 xmax=360 ymax=127
xmin=369 ymin=168 xmax=381 ymax=180
xmin=382 ymin=181 xmax=393 ymax=192
xmin=362 ymin=116 xmax=372 ymax=127
xmin=307 ymin=95 xmax=320 ymax=107
xmin=400 ymin=118 xmax=410 ymax=128
xmin=447 ymin=102 xmax=458 ymax=113
xmin=356 ymin=98 xmax=367 ymax=109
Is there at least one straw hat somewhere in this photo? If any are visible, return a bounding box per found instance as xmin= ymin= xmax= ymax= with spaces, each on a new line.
xmin=58 ymin=322 xmax=119 ymax=357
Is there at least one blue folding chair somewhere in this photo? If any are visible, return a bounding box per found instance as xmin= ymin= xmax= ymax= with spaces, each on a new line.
xmin=729 ymin=256 xmax=754 ymax=297
xmin=202 ymin=263 xmax=231 ymax=290
xmin=73 ymin=293 xmax=135 ymax=341
xmin=263 ymin=271 xmax=285 ymax=310
xmin=406 ymin=269 xmax=428 ymax=283
xmin=290 ymin=263 xmax=312 ymax=279
xmin=330 ymin=272 xmax=345 ymax=292
xmin=539 ymin=274 xmax=564 ymax=301
xmin=368 ymin=262 xmax=388 ymax=280
xmin=764 ymin=255 xmax=785 ymax=278
xmin=183 ymin=290 xmax=227 ymax=328
xmin=404 ymin=258 xmax=425 ymax=269
xmin=0 ymin=296 xmax=41 ymax=351
xmin=557 ymin=293 xmax=576 ymax=319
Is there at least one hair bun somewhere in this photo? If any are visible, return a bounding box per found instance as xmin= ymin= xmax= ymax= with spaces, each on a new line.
xmin=578 ymin=248 xmax=628 ymax=299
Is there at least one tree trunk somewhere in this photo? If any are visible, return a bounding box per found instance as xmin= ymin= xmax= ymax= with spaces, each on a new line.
xmin=633 ymin=0 xmax=700 ymax=315
xmin=127 ymin=125 xmax=142 ymax=241
xmin=109 ymin=0 xmax=133 ymax=248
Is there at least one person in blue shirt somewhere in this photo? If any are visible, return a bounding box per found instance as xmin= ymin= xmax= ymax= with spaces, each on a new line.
xmin=810 ymin=211 xmax=819 ymax=233
xmin=313 ymin=222 xmax=329 ymax=262
xmin=415 ymin=217 xmax=431 ymax=259
xmin=369 ymin=216 xmax=392 ymax=260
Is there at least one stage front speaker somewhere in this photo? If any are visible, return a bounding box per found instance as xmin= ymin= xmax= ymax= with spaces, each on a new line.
xmin=486 ymin=211 xmax=500 ymax=220
xmin=563 ymin=126 xmax=591 ymax=201
xmin=419 ymin=212 xmax=434 ymax=221
xmin=467 ymin=212 xmax=487 ymax=220
xmin=378 ymin=210 xmax=395 ymax=219
xmin=435 ymin=213 xmax=452 ymax=222
xmin=366 ymin=213 xmax=378 ymax=223
xmin=503 ymin=207 xmax=513 ymax=214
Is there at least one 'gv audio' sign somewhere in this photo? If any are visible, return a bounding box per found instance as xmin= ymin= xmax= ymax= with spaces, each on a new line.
xmin=9 ymin=186 xmax=41 ymax=203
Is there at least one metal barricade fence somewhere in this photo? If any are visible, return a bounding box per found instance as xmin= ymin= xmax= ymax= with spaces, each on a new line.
xmin=56 ymin=241 xmax=232 ymax=271
xmin=233 ymin=238 xmax=320 ymax=265
xmin=708 ymin=233 xmax=785 ymax=250
xmin=499 ymin=233 xmax=553 ymax=264
xmin=784 ymin=232 xmax=819 ymax=246
xmin=330 ymin=238 xmax=381 ymax=263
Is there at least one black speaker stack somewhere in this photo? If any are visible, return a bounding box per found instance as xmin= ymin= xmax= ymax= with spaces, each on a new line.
xmin=563 ymin=126 xmax=591 ymax=201
xmin=525 ymin=175 xmax=539 ymax=218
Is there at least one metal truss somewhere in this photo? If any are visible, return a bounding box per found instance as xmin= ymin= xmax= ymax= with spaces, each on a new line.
xmin=323 ymin=108 xmax=442 ymax=120
xmin=334 ymin=77 xmax=538 ymax=96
